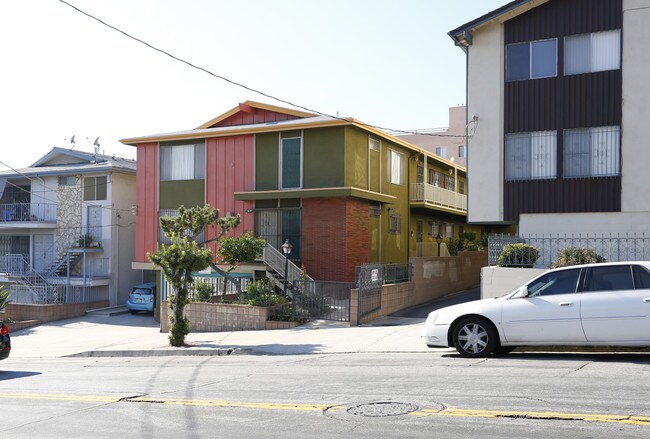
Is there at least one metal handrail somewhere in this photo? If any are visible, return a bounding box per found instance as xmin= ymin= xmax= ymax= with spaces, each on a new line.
xmin=263 ymin=243 xmax=313 ymax=282
xmin=0 ymin=203 xmax=57 ymax=222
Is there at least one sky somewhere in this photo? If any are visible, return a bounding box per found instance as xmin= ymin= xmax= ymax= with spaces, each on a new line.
xmin=0 ymin=0 xmax=506 ymax=169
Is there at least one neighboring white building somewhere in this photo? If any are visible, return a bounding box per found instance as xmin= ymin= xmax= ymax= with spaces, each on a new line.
xmin=397 ymin=106 xmax=468 ymax=167
xmin=0 ymin=147 xmax=138 ymax=306
xmin=449 ymin=0 xmax=650 ymax=237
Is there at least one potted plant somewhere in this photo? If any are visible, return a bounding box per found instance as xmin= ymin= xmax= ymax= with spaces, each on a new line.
xmin=77 ymin=232 xmax=94 ymax=248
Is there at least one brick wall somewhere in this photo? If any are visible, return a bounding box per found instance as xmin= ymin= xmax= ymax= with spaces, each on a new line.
xmin=3 ymin=301 xmax=109 ymax=324
xmin=350 ymin=251 xmax=487 ymax=325
xmin=301 ymin=197 xmax=369 ymax=282
xmin=160 ymin=301 xmax=297 ymax=332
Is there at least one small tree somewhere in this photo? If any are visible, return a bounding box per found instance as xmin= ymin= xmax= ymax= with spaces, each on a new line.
xmin=149 ymin=205 xmax=265 ymax=346
xmin=0 ymin=286 xmax=11 ymax=312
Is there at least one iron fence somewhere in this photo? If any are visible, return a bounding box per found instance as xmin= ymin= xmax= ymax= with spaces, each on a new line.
xmin=289 ymin=280 xmax=352 ymax=322
xmin=381 ymin=263 xmax=412 ymax=284
xmin=9 ymin=285 xmax=108 ymax=304
xmin=488 ymin=233 xmax=650 ymax=267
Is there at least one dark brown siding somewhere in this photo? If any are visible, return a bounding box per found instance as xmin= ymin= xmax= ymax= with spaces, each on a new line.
xmin=503 ymin=0 xmax=622 ymax=222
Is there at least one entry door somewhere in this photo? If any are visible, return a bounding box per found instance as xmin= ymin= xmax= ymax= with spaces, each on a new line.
xmin=501 ymin=268 xmax=586 ymax=344
xmin=33 ymin=234 xmax=54 ymax=272
xmin=87 ymin=206 xmax=102 ymax=242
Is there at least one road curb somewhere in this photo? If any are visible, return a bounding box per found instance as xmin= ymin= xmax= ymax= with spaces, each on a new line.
xmin=66 ymin=348 xmax=236 ymax=358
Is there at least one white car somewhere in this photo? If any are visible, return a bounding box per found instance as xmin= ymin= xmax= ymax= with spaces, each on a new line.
xmin=421 ymin=261 xmax=650 ymax=357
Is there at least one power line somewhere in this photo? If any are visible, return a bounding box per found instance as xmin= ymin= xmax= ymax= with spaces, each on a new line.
xmin=56 ymin=0 xmax=468 ymax=139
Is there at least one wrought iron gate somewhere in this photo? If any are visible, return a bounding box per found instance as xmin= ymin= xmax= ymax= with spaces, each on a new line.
xmin=357 ymin=264 xmax=382 ymax=321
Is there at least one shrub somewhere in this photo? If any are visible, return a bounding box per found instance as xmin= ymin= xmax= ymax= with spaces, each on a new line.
xmin=0 ymin=286 xmax=11 ymax=312
xmin=552 ymin=247 xmax=606 ymax=268
xmin=497 ymin=243 xmax=540 ymax=267
xmin=238 ymin=278 xmax=287 ymax=307
xmin=192 ymin=281 xmax=214 ymax=302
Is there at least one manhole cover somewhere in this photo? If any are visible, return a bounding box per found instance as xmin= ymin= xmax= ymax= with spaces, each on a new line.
xmin=346 ymin=402 xmax=419 ymax=417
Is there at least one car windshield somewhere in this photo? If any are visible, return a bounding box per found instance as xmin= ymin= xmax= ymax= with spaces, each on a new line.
xmin=132 ymin=288 xmax=153 ymax=295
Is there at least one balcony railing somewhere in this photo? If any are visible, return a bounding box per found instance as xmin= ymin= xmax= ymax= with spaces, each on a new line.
xmin=0 ymin=203 xmax=57 ymax=222
xmin=410 ymin=183 xmax=467 ymax=212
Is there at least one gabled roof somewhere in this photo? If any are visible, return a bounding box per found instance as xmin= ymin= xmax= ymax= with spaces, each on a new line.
xmin=0 ymin=147 xmax=136 ymax=179
xmin=195 ymin=100 xmax=317 ymax=129
xmin=448 ymin=0 xmax=549 ymax=47
xmin=122 ymin=109 xmax=467 ymax=174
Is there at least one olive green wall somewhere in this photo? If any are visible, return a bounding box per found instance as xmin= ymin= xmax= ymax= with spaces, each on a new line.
xmin=343 ymin=127 xmax=370 ymax=189
xmin=303 ymin=127 xmax=345 ymax=188
xmin=159 ymin=180 xmax=205 ymax=209
xmin=255 ymin=132 xmax=279 ymax=190
xmin=380 ymin=138 xmax=410 ymax=265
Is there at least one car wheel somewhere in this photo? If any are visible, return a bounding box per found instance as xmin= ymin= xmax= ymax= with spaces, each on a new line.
xmin=452 ymin=317 xmax=497 ymax=358
xmin=129 ymin=310 xmax=139 ymax=315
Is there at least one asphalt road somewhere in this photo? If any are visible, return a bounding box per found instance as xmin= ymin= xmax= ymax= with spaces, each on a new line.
xmin=2 ymin=350 xmax=649 ymax=438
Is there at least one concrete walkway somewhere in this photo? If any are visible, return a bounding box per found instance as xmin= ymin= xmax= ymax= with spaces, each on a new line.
xmin=7 ymin=290 xmax=480 ymax=359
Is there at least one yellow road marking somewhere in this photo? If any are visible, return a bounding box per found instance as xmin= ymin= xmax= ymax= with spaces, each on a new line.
xmin=0 ymin=393 xmax=648 ymax=426
xmin=129 ymin=397 xmax=335 ymax=412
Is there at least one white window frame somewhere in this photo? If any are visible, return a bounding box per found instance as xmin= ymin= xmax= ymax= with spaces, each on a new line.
xmin=506 ymin=38 xmax=558 ymax=81
xmin=565 ymin=29 xmax=621 ymax=76
xmin=505 ymin=130 xmax=557 ymax=181
xmin=387 ymin=149 xmax=404 ymax=185
xmin=160 ymin=143 xmax=205 ymax=181
xmin=564 ymin=126 xmax=620 ymax=178
xmin=279 ymin=132 xmax=303 ymax=190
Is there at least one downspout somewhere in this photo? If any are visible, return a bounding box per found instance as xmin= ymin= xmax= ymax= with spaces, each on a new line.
xmin=464 ymin=45 xmax=470 ymax=222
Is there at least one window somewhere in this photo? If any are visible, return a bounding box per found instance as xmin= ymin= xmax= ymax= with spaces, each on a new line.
xmin=527 ymin=268 xmax=581 ymax=297
xmin=633 ymin=266 xmax=650 ymax=289
xmin=417 ymin=164 xmax=424 ymax=183
xmin=428 ymin=220 xmax=439 ymax=236
xmin=564 ymin=126 xmax=620 ymax=178
xmin=58 ymin=176 xmax=77 ymax=186
xmin=585 ymin=265 xmax=633 ymax=292
xmin=507 ymin=39 xmax=557 ymax=81
xmin=158 ymin=208 xmax=205 ymax=245
xmin=369 ymin=137 xmax=380 ymax=152
xmin=387 ymin=149 xmax=404 ymax=185
xmin=565 ymin=30 xmax=620 ymax=75
xmin=160 ymin=143 xmax=205 ymax=181
xmin=281 ymin=136 xmax=302 ymax=189
xmin=444 ymin=223 xmax=454 ymax=238
xmin=435 ymin=146 xmax=447 ymax=159
xmin=458 ymin=145 xmax=466 ymax=158
xmin=445 ymin=175 xmax=455 ymax=192
xmin=459 ymin=180 xmax=466 ymax=195
xmin=429 ymin=169 xmax=445 ymax=187
xmin=369 ymin=203 xmax=381 ymax=216
xmin=389 ymin=213 xmax=401 ymax=234
xmin=83 ymin=176 xmax=107 ymax=201
xmin=505 ymin=131 xmax=557 ymax=180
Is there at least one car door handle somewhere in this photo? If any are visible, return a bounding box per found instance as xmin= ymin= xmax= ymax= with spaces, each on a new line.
xmin=558 ymin=302 xmax=573 ymax=306
xmin=644 ymin=298 xmax=650 ymax=303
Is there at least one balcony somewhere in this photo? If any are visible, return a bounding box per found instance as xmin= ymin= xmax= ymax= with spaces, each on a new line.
xmin=0 ymin=203 xmax=57 ymax=225
xmin=410 ymin=183 xmax=467 ymax=214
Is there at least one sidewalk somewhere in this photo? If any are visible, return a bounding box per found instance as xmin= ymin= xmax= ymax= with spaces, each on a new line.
xmin=8 ymin=290 xmax=485 ymax=359
xmin=8 ymin=311 xmax=440 ymax=359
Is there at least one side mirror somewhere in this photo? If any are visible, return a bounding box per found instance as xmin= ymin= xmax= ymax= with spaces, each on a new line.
xmin=511 ymin=285 xmax=529 ymax=299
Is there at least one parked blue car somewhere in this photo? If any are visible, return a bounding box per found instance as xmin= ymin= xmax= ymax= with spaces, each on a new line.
xmin=126 ymin=282 xmax=157 ymax=314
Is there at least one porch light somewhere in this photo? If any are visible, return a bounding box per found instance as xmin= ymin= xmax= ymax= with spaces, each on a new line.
xmin=436 ymin=234 xmax=442 ymax=257
xmin=282 ymin=240 xmax=293 ymax=255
